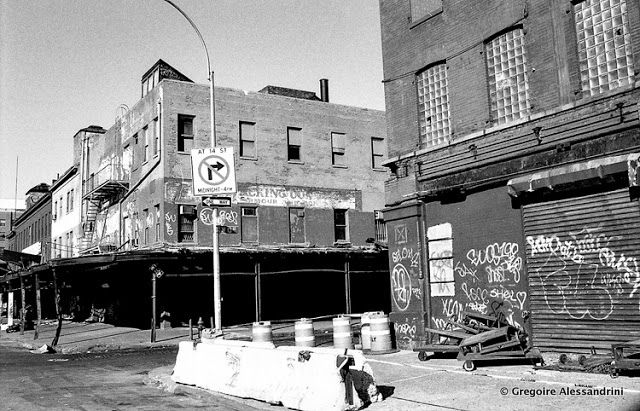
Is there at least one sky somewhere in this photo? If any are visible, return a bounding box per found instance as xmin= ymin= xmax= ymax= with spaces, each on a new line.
xmin=0 ymin=0 xmax=385 ymax=201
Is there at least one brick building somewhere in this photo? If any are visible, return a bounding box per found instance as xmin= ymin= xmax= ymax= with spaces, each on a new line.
xmin=23 ymin=60 xmax=390 ymax=326
xmin=380 ymin=0 xmax=640 ymax=352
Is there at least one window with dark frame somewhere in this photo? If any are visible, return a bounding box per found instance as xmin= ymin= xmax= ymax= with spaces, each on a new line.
xmin=143 ymin=208 xmax=149 ymax=244
xmin=331 ymin=132 xmax=346 ymax=166
xmin=153 ymin=117 xmax=159 ymax=156
xmin=239 ymin=121 xmax=257 ymax=158
xmin=178 ymin=205 xmax=197 ymax=242
xmin=143 ymin=125 xmax=149 ymax=162
xmin=155 ymin=204 xmax=160 ymax=241
xmin=334 ymin=209 xmax=348 ymax=242
xmin=371 ymin=137 xmax=385 ymax=169
xmin=178 ymin=115 xmax=195 ymax=153
xmin=411 ymin=0 xmax=442 ymax=22
xmin=241 ymin=207 xmax=258 ymax=243
xmin=287 ymin=127 xmax=302 ymax=161
xmin=69 ymin=189 xmax=74 ymax=212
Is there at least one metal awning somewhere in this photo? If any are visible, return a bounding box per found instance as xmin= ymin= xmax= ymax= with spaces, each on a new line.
xmin=507 ymin=153 xmax=640 ymax=197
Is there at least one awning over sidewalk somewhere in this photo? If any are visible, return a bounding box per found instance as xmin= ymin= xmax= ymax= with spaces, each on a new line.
xmin=507 ymin=153 xmax=640 ymax=197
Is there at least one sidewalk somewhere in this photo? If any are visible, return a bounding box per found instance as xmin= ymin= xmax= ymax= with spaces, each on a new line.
xmin=0 ymin=319 xmax=336 ymax=354
xmin=2 ymin=320 xmax=639 ymax=410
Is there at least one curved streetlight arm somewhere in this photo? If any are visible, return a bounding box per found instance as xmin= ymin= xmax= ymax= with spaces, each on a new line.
xmin=161 ymin=0 xmax=221 ymax=336
xmin=162 ymin=0 xmax=217 ymax=146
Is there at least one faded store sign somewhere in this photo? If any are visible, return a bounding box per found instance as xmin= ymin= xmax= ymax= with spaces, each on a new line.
xmin=233 ymin=185 xmax=356 ymax=209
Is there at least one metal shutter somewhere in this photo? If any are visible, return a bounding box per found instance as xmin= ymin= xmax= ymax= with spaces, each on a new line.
xmin=523 ymin=188 xmax=640 ymax=353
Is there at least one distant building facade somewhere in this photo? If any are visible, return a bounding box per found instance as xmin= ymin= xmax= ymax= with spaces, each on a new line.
xmin=380 ymin=0 xmax=640 ymax=352
xmin=37 ymin=60 xmax=391 ymax=326
xmin=6 ymin=184 xmax=52 ymax=262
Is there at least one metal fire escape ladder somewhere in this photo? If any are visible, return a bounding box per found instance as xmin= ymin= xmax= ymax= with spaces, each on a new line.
xmin=80 ymin=196 xmax=101 ymax=251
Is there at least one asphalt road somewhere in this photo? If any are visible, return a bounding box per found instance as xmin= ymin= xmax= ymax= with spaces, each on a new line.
xmin=0 ymin=344 xmax=260 ymax=411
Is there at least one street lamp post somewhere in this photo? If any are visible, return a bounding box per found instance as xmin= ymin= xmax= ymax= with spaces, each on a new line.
xmin=162 ymin=0 xmax=222 ymax=335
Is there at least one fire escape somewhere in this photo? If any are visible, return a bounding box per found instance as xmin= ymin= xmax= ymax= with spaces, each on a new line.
xmin=80 ymin=160 xmax=129 ymax=253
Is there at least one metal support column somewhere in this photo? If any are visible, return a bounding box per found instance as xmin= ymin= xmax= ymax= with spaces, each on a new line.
xmin=254 ymin=259 xmax=262 ymax=322
xmin=34 ymin=272 xmax=42 ymax=340
xmin=51 ymin=269 xmax=63 ymax=347
xmin=344 ymin=256 xmax=351 ymax=314
xmin=19 ymin=273 xmax=25 ymax=335
xmin=151 ymin=267 xmax=157 ymax=343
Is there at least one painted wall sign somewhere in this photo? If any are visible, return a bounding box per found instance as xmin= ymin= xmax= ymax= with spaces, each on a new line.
xmin=233 ymin=184 xmax=356 ymax=209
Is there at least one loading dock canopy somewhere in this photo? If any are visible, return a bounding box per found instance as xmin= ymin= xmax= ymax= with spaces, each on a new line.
xmin=507 ymin=153 xmax=640 ymax=197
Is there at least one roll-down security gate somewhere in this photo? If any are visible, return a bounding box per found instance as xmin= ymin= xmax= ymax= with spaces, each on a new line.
xmin=522 ymin=188 xmax=640 ymax=353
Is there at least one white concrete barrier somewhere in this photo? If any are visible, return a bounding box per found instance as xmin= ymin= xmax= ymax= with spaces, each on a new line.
xmin=171 ymin=340 xmax=381 ymax=410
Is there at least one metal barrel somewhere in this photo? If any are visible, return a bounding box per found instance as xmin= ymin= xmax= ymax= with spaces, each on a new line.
xmin=252 ymin=321 xmax=273 ymax=343
xmin=332 ymin=315 xmax=353 ymax=349
xmin=294 ymin=318 xmax=315 ymax=347
xmin=360 ymin=311 xmax=379 ymax=350
xmin=369 ymin=312 xmax=393 ymax=352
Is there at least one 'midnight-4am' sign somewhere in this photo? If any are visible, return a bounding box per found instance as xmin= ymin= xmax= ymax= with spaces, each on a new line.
xmin=190 ymin=147 xmax=237 ymax=196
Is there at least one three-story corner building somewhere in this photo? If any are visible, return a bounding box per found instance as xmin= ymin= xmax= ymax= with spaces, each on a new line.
xmin=380 ymin=0 xmax=640 ymax=352
xmin=64 ymin=60 xmax=390 ymax=326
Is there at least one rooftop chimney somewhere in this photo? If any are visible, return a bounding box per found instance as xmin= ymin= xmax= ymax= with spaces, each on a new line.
xmin=320 ymin=79 xmax=329 ymax=102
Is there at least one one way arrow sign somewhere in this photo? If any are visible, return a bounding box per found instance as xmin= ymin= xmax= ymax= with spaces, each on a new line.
xmin=202 ymin=196 xmax=232 ymax=207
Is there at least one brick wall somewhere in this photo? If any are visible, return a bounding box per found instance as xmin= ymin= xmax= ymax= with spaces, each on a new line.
xmin=161 ymin=80 xmax=387 ymax=212
xmin=380 ymin=0 xmax=640 ymax=199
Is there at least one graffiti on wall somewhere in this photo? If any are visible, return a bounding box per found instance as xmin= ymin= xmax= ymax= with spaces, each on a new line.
xmin=165 ymin=181 xmax=194 ymax=203
xmin=428 ymin=221 xmax=527 ymax=331
xmin=526 ymin=226 xmax=640 ymax=319
xmin=390 ymin=221 xmax=422 ymax=314
xmin=394 ymin=316 xmax=419 ymax=345
xmin=199 ymin=208 xmax=239 ymax=232
xmin=165 ymin=212 xmax=176 ymax=236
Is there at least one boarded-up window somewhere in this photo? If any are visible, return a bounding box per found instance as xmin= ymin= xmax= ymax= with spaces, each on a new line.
xmin=427 ymin=222 xmax=454 ymax=296
xmin=289 ymin=207 xmax=305 ymax=243
xmin=241 ymin=207 xmax=258 ymax=243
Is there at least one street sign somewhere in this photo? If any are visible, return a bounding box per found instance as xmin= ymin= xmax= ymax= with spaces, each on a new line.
xmin=190 ymin=147 xmax=237 ymax=196
xmin=202 ymin=196 xmax=232 ymax=207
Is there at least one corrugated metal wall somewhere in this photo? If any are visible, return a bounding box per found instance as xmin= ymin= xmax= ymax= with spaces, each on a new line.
xmin=523 ymin=188 xmax=640 ymax=353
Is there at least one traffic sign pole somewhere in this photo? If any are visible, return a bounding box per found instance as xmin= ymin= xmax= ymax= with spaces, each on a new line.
xmin=212 ymin=207 xmax=221 ymax=335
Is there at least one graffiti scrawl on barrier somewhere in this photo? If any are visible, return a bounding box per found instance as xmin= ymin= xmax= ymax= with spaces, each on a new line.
xmin=526 ymin=226 xmax=640 ymax=319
